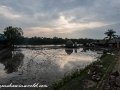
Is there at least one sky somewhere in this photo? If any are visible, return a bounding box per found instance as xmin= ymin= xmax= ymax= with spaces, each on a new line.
xmin=0 ymin=0 xmax=120 ymax=39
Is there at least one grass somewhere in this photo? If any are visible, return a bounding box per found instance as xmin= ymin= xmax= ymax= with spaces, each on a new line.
xmin=40 ymin=49 xmax=119 ymax=90
xmin=95 ymin=50 xmax=119 ymax=90
xmin=95 ymin=54 xmax=116 ymax=90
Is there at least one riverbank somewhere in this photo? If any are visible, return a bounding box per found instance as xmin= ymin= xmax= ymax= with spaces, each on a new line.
xmin=102 ymin=49 xmax=120 ymax=90
xmin=43 ymin=48 xmax=119 ymax=90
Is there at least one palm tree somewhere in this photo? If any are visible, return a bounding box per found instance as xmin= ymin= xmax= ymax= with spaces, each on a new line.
xmin=104 ymin=29 xmax=118 ymax=40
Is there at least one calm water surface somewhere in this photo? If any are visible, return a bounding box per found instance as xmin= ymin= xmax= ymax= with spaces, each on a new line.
xmin=0 ymin=47 xmax=101 ymax=87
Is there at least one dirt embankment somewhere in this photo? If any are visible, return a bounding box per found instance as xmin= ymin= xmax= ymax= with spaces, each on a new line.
xmin=112 ymin=50 xmax=120 ymax=88
xmin=104 ymin=50 xmax=120 ymax=90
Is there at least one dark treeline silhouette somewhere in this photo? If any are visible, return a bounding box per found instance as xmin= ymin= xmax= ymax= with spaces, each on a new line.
xmin=15 ymin=36 xmax=95 ymax=45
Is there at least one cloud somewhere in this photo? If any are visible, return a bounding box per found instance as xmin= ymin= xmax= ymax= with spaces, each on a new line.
xmin=24 ymin=27 xmax=54 ymax=37
xmin=0 ymin=6 xmax=21 ymax=19
xmin=51 ymin=16 xmax=115 ymax=34
xmin=0 ymin=0 xmax=120 ymax=38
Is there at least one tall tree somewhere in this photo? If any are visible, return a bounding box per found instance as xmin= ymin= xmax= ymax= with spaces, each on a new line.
xmin=1 ymin=26 xmax=23 ymax=47
xmin=104 ymin=29 xmax=117 ymax=40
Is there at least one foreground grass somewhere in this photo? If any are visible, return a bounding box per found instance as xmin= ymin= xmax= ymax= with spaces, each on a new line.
xmin=41 ymin=49 xmax=119 ymax=90
xmin=96 ymin=50 xmax=119 ymax=90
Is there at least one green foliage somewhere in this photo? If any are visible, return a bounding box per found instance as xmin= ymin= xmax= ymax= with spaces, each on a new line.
xmin=99 ymin=54 xmax=107 ymax=59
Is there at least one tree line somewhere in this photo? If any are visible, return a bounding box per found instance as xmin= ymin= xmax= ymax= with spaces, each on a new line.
xmin=0 ymin=26 xmax=119 ymax=46
xmin=15 ymin=36 xmax=94 ymax=45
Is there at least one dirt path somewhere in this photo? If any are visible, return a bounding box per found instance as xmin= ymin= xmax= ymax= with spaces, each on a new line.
xmin=114 ymin=51 xmax=120 ymax=81
xmin=105 ymin=50 xmax=120 ymax=90
xmin=112 ymin=50 xmax=120 ymax=90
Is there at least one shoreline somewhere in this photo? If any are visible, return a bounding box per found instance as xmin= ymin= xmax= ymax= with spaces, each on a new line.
xmin=102 ymin=49 xmax=120 ymax=90
xmin=47 ymin=48 xmax=119 ymax=90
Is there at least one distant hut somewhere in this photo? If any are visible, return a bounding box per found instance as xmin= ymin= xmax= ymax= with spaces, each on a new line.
xmin=66 ymin=40 xmax=73 ymax=48
xmin=74 ymin=41 xmax=77 ymax=47
xmin=107 ymin=39 xmax=120 ymax=47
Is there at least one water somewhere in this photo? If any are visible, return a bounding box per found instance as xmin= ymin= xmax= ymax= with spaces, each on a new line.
xmin=0 ymin=46 xmax=101 ymax=89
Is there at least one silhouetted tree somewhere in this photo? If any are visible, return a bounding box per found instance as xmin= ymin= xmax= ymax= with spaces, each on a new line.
xmin=104 ymin=29 xmax=117 ymax=40
xmin=1 ymin=26 xmax=23 ymax=47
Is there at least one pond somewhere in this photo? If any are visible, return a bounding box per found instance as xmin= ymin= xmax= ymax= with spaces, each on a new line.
xmin=0 ymin=47 xmax=101 ymax=89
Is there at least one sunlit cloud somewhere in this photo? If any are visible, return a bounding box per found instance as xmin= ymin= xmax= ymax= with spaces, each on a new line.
xmin=52 ymin=16 xmax=114 ymax=33
xmin=0 ymin=6 xmax=21 ymax=19
xmin=24 ymin=15 xmax=116 ymax=37
xmin=24 ymin=27 xmax=54 ymax=37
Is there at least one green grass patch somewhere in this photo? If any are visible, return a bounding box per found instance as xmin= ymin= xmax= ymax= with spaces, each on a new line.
xmin=95 ymin=50 xmax=119 ymax=90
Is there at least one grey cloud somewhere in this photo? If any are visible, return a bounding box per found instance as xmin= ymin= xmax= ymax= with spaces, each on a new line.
xmin=0 ymin=0 xmax=120 ymax=38
xmin=73 ymin=23 xmax=120 ymax=39
xmin=66 ymin=0 xmax=120 ymax=24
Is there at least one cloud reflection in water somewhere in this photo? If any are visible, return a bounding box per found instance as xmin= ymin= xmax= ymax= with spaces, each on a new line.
xmin=0 ymin=48 xmax=101 ymax=86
